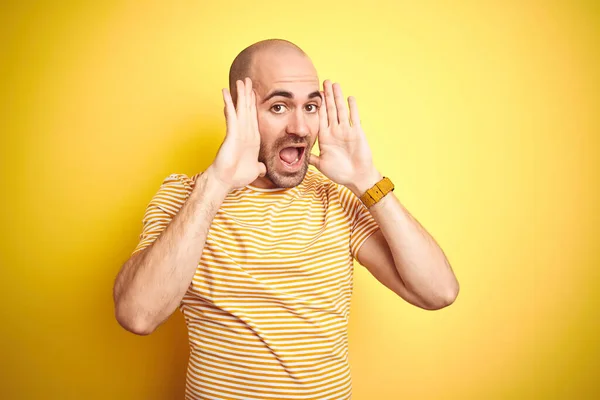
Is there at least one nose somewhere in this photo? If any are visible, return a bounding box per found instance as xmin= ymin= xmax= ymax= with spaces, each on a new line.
xmin=286 ymin=109 xmax=310 ymax=137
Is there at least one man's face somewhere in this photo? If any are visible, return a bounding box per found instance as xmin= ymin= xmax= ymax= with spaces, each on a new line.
xmin=251 ymin=52 xmax=322 ymax=188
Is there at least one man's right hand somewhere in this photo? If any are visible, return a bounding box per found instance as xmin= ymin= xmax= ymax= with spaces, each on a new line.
xmin=208 ymin=77 xmax=266 ymax=191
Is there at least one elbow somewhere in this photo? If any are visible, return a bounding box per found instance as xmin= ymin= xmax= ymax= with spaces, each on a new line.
xmin=114 ymin=302 xmax=157 ymax=336
xmin=421 ymin=281 xmax=460 ymax=310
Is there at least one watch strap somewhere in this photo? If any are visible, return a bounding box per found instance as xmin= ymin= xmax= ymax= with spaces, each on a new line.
xmin=360 ymin=177 xmax=394 ymax=208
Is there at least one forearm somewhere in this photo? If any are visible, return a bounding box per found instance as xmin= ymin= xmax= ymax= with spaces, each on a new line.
xmin=114 ymin=167 xmax=229 ymax=334
xmin=350 ymin=172 xmax=459 ymax=308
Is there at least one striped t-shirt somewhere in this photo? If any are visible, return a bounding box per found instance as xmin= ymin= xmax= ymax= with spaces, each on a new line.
xmin=132 ymin=168 xmax=380 ymax=400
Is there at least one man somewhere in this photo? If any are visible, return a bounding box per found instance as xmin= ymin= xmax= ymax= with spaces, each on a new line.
xmin=113 ymin=39 xmax=459 ymax=400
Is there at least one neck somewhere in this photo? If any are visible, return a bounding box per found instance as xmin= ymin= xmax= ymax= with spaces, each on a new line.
xmin=249 ymin=176 xmax=278 ymax=189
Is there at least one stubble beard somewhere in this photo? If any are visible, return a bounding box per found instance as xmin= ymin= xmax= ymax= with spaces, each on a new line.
xmin=258 ymin=138 xmax=311 ymax=188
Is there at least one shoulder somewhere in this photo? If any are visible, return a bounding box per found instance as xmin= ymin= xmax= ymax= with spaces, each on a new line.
xmin=302 ymin=168 xmax=359 ymax=210
xmin=149 ymin=172 xmax=202 ymax=214
xmin=301 ymin=169 xmax=363 ymax=224
xmin=303 ymin=167 xmax=338 ymax=194
xmin=160 ymin=172 xmax=202 ymax=192
xmin=305 ymin=168 xmax=356 ymax=197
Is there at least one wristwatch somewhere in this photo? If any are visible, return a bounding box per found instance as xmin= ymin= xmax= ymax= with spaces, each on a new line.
xmin=359 ymin=177 xmax=395 ymax=208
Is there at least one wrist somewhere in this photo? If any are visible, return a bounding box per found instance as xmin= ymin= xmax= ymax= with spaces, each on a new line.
xmin=347 ymin=168 xmax=383 ymax=197
xmin=195 ymin=165 xmax=232 ymax=198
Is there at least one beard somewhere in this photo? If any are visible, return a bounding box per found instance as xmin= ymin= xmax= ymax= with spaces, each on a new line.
xmin=258 ymin=135 xmax=312 ymax=188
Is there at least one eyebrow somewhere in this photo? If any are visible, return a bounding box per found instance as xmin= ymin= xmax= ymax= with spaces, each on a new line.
xmin=261 ymin=90 xmax=322 ymax=104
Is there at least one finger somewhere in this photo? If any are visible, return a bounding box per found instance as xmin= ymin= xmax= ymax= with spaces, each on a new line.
xmin=318 ymin=90 xmax=328 ymax=131
xmin=251 ymin=89 xmax=260 ymax=136
xmin=333 ymin=83 xmax=349 ymax=125
xmin=222 ymin=88 xmax=236 ymax=133
xmin=308 ymin=154 xmax=321 ymax=169
xmin=348 ymin=96 xmax=361 ymax=127
xmin=323 ymin=80 xmax=337 ymax=127
xmin=257 ymin=162 xmax=267 ymax=177
xmin=236 ymin=79 xmax=245 ymax=111
xmin=245 ymin=77 xmax=252 ymax=111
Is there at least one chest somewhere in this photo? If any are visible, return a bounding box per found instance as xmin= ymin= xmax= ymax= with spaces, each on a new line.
xmin=192 ymin=196 xmax=354 ymax=304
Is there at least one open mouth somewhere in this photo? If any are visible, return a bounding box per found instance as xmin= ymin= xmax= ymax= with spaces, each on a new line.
xmin=278 ymin=146 xmax=306 ymax=170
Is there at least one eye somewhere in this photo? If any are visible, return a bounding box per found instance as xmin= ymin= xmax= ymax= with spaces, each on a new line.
xmin=305 ymin=104 xmax=319 ymax=113
xmin=271 ymin=104 xmax=287 ymax=114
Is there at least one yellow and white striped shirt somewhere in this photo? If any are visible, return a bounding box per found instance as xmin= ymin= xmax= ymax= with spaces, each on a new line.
xmin=132 ymin=168 xmax=379 ymax=400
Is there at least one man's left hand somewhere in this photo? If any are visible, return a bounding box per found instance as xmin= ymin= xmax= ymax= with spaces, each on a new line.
xmin=309 ymin=80 xmax=382 ymax=197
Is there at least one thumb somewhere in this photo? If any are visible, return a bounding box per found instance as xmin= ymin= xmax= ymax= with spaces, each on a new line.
xmin=257 ymin=162 xmax=267 ymax=177
xmin=309 ymin=154 xmax=321 ymax=169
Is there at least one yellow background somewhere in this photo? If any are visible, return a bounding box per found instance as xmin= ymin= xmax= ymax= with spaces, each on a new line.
xmin=1 ymin=1 xmax=598 ymax=399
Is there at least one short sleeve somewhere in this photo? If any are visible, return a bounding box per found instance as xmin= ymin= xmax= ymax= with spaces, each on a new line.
xmin=131 ymin=173 xmax=195 ymax=256
xmin=336 ymin=183 xmax=380 ymax=260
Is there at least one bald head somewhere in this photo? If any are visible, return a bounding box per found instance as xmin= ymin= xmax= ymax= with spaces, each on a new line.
xmin=228 ymin=39 xmax=308 ymax=104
